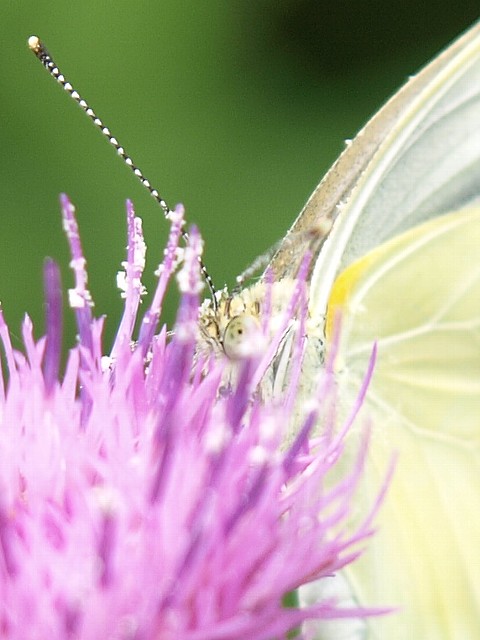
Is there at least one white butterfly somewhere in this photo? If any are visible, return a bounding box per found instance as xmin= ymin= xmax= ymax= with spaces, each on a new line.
xmin=204 ymin=20 xmax=480 ymax=640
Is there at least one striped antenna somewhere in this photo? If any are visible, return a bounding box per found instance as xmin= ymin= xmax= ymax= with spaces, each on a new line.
xmin=28 ymin=35 xmax=217 ymax=307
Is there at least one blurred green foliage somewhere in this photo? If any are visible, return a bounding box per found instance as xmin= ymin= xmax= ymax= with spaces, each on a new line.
xmin=1 ymin=1 xmax=478 ymax=350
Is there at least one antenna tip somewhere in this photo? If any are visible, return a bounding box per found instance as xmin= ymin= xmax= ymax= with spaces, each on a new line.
xmin=28 ymin=35 xmax=42 ymax=53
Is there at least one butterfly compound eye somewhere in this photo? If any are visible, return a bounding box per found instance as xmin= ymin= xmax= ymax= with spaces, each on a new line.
xmin=222 ymin=315 xmax=261 ymax=360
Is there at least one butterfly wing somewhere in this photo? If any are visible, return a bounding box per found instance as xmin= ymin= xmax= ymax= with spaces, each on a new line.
xmin=324 ymin=204 xmax=480 ymax=639
xmin=311 ymin=24 xmax=480 ymax=320
xmin=269 ymin=21 xmax=480 ymax=319
xmin=267 ymin=20 xmax=480 ymax=640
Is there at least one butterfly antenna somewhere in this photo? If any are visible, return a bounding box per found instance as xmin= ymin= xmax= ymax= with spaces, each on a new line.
xmin=28 ymin=35 xmax=218 ymax=308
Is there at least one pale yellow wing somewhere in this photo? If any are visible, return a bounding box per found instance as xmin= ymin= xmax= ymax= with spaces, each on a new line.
xmin=324 ymin=204 xmax=480 ymax=639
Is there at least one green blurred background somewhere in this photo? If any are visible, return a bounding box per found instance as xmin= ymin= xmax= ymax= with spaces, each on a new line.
xmin=2 ymin=1 xmax=479 ymax=350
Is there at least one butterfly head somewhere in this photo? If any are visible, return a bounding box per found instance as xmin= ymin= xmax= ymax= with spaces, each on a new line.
xmin=198 ymin=284 xmax=265 ymax=360
xmin=198 ymin=278 xmax=305 ymax=360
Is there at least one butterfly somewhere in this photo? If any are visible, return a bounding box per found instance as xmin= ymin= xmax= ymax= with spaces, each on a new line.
xmin=29 ymin=21 xmax=480 ymax=639
xmin=201 ymin=21 xmax=480 ymax=639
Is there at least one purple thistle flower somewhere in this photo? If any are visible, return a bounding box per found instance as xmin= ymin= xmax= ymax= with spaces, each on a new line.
xmin=0 ymin=195 xmax=391 ymax=639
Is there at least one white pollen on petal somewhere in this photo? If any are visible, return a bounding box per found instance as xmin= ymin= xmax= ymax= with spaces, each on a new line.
xmin=69 ymin=257 xmax=87 ymax=271
xmin=101 ymin=355 xmax=114 ymax=372
xmin=116 ymin=271 xmax=127 ymax=293
xmin=68 ymin=289 xmax=86 ymax=309
xmin=136 ymin=280 xmax=147 ymax=296
xmin=133 ymin=242 xmax=146 ymax=269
